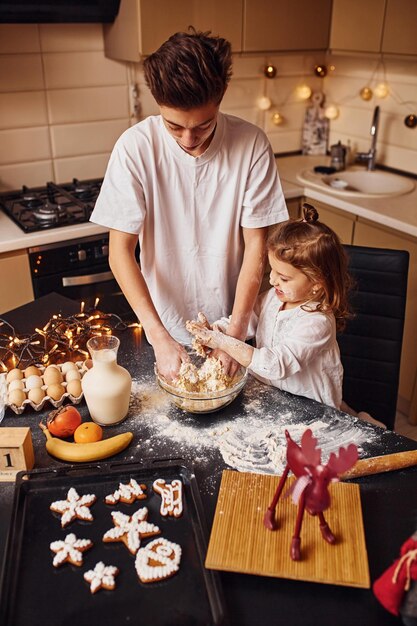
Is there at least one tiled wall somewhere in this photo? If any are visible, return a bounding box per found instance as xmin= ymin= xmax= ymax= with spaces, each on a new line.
xmin=326 ymin=54 xmax=417 ymax=175
xmin=1 ymin=23 xmax=417 ymax=191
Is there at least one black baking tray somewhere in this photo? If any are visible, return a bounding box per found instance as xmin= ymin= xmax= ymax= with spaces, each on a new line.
xmin=0 ymin=460 xmax=227 ymax=626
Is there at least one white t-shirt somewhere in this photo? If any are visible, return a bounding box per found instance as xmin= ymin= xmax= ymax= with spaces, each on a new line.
xmin=91 ymin=112 xmax=288 ymax=343
xmin=247 ymin=289 xmax=343 ymax=409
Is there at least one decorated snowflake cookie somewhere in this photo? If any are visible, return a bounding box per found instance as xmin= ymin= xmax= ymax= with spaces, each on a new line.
xmin=102 ymin=507 xmax=160 ymax=555
xmin=135 ymin=538 xmax=182 ymax=583
xmin=50 ymin=533 xmax=93 ymax=567
xmin=50 ymin=487 xmax=96 ymax=527
xmin=104 ymin=478 xmax=147 ymax=505
xmin=153 ymin=479 xmax=183 ymax=517
xmin=84 ymin=561 xmax=119 ymax=594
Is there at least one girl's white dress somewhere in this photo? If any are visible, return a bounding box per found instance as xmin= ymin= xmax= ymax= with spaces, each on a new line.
xmin=223 ymin=288 xmax=343 ymax=409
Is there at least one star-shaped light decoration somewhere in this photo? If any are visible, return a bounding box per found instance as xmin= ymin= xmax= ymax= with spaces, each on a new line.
xmin=50 ymin=487 xmax=96 ymax=527
xmin=50 ymin=533 xmax=93 ymax=567
xmin=84 ymin=561 xmax=119 ymax=594
xmin=102 ymin=507 xmax=160 ymax=554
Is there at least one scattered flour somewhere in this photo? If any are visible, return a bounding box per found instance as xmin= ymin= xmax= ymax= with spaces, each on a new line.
xmin=127 ymin=374 xmax=380 ymax=488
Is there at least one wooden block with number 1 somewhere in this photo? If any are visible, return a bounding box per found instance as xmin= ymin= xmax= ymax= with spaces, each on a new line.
xmin=0 ymin=427 xmax=35 ymax=481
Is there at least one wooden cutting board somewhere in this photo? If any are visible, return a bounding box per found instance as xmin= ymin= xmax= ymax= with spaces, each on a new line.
xmin=205 ymin=470 xmax=370 ymax=588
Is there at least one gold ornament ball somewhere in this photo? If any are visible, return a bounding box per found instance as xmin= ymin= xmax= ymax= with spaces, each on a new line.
xmin=360 ymin=87 xmax=373 ymax=101
xmin=271 ymin=111 xmax=283 ymax=126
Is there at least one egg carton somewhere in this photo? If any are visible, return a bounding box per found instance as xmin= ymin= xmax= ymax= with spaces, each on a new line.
xmin=1 ymin=361 xmax=88 ymax=415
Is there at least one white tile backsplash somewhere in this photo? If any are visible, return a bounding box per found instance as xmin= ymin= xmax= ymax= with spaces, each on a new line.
xmin=0 ymin=24 xmax=416 ymax=189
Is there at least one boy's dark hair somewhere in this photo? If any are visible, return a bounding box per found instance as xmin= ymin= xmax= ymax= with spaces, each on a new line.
xmin=143 ymin=27 xmax=232 ymax=109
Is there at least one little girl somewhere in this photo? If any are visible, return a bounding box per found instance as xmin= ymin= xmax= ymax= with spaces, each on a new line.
xmin=187 ymin=204 xmax=352 ymax=409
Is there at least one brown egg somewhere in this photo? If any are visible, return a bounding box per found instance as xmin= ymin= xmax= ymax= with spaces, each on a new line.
xmin=24 ymin=365 xmax=41 ymax=378
xmin=47 ymin=383 xmax=65 ymax=401
xmin=28 ymin=387 xmax=46 ymax=405
xmin=66 ymin=379 xmax=82 ymax=398
xmin=8 ymin=389 xmax=27 ymax=406
xmin=65 ymin=368 xmax=81 ymax=382
xmin=6 ymin=368 xmax=24 ymax=383
xmin=8 ymin=379 xmax=25 ymax=392
xmin=61 ymin=361 xmax=78 ymax=375
xmin=43 ymin=366 xmax=63 ymax=385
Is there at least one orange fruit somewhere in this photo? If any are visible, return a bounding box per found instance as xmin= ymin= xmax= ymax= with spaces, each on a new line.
xmin=74 ymin=422 xmax=103 ymax=444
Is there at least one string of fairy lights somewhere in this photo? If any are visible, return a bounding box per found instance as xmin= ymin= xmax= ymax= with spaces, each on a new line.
xmin=0 ymin=299 xmax=141 ymax=372
xmin=258 ymin=59 xmax=417 ymax=128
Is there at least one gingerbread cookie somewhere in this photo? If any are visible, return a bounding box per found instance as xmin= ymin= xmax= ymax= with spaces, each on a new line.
xmin=102 ymin=507 xmax=160 ymax=555
xmin=50 ymin=487 xmax=96 ymax=527
xmin=153 ymin=479 xmax=183 ymax=517
xmin=104 ymin=479 xmax=147 ymax=505
xmin=135 ymin=538 xmax=182 ymax=584
xmin=84 ymin=562 xmax=119 ymax=594
xmin=50 ymin=533 xmax=93 ymax=568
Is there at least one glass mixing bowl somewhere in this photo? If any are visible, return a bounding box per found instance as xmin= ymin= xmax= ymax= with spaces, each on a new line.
xmin=156 ymin=367 xmax=248 ymax=414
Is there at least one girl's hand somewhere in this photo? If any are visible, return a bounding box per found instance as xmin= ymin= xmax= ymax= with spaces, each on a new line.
xmin=153 ymin=336 xmax=189 ymax=382
xmin=187 ymin=322 xmax=225 ymax=351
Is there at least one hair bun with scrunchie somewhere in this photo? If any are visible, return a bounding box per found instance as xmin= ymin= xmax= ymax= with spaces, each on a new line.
xmin=301 ymin=203 xmax=319 ymax=223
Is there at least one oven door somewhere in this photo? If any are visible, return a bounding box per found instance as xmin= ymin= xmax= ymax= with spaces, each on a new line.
xmin=31 ymin=264 xmax=135 ymax=320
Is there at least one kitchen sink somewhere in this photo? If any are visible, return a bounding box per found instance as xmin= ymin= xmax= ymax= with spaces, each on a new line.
xmin=297 ymin=167 xmax=415 ymax=198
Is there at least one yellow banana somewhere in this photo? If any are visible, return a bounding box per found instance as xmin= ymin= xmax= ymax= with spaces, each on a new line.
xmin=39 ymin=422 xmax=133 ymax=462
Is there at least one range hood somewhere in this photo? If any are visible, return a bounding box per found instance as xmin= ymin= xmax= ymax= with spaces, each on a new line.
xmin=0 ymin=0 xmax=121 ymax=23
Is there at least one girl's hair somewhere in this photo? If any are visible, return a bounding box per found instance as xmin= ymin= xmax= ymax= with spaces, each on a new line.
xmin=267 ymin=203 xmax=353 ymax=331
xmin=143 ymin=27 xmax=232 ymax=109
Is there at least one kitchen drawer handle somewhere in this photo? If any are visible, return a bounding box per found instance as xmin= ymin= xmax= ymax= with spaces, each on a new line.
xmin=62 ymin=271 xmax=114 ymax=287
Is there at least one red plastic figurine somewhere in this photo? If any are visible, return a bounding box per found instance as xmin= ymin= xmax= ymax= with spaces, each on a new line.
xmin=264 ymin=428 xmax=358 ymax=561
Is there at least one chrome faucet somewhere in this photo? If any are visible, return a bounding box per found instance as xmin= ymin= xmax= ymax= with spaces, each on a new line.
xmin=356 ymin=105 xmax=380 ymax=171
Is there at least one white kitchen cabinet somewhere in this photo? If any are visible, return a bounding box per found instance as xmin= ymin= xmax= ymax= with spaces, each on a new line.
xmin=103 ymin=0 xmax=243 ymax=61
xmin=0 ymin=250 xmax=34 ymax=314
xmin=243 ymin=0 xmax=332 ymax=53
xmin=304 ymin=198 xmax=356 ymax=244
xmin=330 ymin=0 xmax=417 ymax=56
xmin=353 ymin=218 xmax=417 ymax=424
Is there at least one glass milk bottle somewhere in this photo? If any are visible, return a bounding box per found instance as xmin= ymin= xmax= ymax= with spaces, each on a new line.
xmin=81 ymin=335 xmax=131 ymax=426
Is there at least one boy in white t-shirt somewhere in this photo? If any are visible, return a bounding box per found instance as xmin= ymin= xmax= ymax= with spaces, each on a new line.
xmin=90 ymin=28 xmax=288 ymax=381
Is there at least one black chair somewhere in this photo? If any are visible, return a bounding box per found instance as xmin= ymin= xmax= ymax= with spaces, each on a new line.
xmin=338 ymin=245 xmax=409 ymax=430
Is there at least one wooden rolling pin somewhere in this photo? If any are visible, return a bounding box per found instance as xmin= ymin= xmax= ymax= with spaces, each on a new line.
xmin=341 ymin=449 xmax=417 ymax=479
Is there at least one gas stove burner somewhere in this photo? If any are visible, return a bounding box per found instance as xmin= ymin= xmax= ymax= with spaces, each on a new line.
xmin=0 ymin=177 xmax=103 ymax=233
xmin=21 ymin=188 xmax=43 ymax=208
xmin=33 ymin=201 xmax=66 ymax=222
xmin=71 ymin=178 xmax=96 ymax=201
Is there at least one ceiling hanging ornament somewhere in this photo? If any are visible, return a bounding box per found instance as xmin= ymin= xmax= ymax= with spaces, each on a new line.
xmin=404 ymin=114 xmax=417 ymax=129
xmin=360 ymin=87 xmax=373 ymax=101
xmin=271 ymin=111 xmax=283 ymax=126
xmin=314 ymin=64 xmax=327 ymax=78
xmin=374 ymin=82 xmax=390 ymax=98
xmin=324 ymin=104 xmax=340 ymax=120
xmin=264 ymin=64 xmax=277 ymax=79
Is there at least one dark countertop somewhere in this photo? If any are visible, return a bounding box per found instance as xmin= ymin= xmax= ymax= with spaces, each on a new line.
xmin=1 ymin=293 xmax=417 ymax=626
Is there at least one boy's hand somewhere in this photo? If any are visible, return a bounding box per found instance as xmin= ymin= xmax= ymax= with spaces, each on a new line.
xmin=153 ymin=336 xmax=190 ymax=382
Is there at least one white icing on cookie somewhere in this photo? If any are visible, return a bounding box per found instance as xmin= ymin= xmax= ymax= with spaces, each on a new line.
xmin=102 ymin=507 xmax=160 ymax=554
xmin=153 ymin=479 xmax=183 ymax=517
xmin=84 ymin=561 xmax=119 ymax=594
xmin=50 ymin=533 xmax=92 ymax=567
xmin=50 ymin=487 xmax=96 ymax=527
xmin=104 ymin=478 xmax=147 ymax=505
xmin=135 ymin=538 xmax=182 ymax=583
